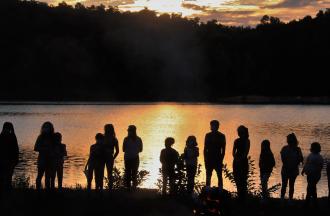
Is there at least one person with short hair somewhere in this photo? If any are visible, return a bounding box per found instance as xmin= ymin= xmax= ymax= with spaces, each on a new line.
xmin=160 ymin=137 xmax=179 ymax=195
xmin=183 ymin=136 xmax=199 ymax=194
xmin=123 ymin=125 xmax=143 ymax=190
xmin=53 ymin=132 xmax=67 ymax=189
xmin=204 ymin=120 xmax=226 ymax=189
xmin=302 ymin=142 xmax=324 ymax=207
xmin=280 ymin=133 xmax=303 ymax=201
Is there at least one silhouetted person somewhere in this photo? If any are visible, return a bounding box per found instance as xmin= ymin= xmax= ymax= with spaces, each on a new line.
xmin=53 ymin=132 xmax=67 ymax=190
xmin=160 ymin=137 xmax=179 ymax=195
xmin=204 ymin=120 xmax=226 ymax=189
xmin=280 ymin=133 xmax=303 ymax=202
xmin=259 ymin=140 xmax=275 ymax=201
xmin=85 ymin=133 xmax=105 ymax=190
xmin=233 ymin=125 xmax=250 ymax=202
xmin=103 ymin=124 xmax=119 ymax=190
xmin=0 ymin=122 xmax=19 ymax=194
xmin=183 ymin=136 xmax=199 ymax=194
xmin=34 ymin=122 xmax=56 ymax=190
xmin=302 ymin=142 xmax=324 ymax=207
xmin=123 ymin=125 xmax=143 ymax=190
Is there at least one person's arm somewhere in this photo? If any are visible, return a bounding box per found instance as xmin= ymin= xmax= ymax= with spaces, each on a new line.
xmin=204 ymin=134 xmax=208 ymax=163
xmin=113 ymin=138 xmax=119 ymax=159
xmin=301 ymin=155 xmax=309 ymax=176
xmin=63 ymin=144 xmax=68 ymax=157
xmin=123 ymin=138 xmax=127 ymax=153
xmin=220 ymin=135 xmax=226 ymax=161
xmin=196 ymin=147 xmax=199 ymax=158
xmin=298 ymin=148 xmax=304 ymax=164
xmin=232 ymin=141 xmax=237 ymax=158
xmin=139 ymin=138 xmax=143 ymax=153
xmin=160 ymin=150 xmax=164 ymax=164
xmin=245 ymin=140 xmax=250 ymax=158
xmin=34 ymin=136 xmax=41 ymax=152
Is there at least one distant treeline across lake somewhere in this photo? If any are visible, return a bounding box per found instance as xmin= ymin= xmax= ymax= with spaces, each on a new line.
xmin=1 ymin=0 xmax=330 ymax=101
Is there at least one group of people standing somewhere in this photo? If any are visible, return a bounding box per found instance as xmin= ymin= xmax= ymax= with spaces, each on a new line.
xmin=84 ymin=124 xmax=142 ymax=191
xmin=0 ymin=120 xmax=329 ymax=207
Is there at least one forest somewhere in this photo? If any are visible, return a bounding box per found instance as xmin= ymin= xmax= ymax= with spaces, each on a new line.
xmin=1 ymin=0 xmax=330 ymax=102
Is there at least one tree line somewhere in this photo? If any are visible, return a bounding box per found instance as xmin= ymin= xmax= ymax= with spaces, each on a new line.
xmin=1 ymin=0 xmax=330 ymax=102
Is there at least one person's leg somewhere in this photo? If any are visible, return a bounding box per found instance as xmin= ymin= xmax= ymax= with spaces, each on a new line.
xmin=106 ymin=159 xmax=114 ymax=190
xmin=205 ymin=165 xmax=213 ymax=187
xmin=215 ymin=163 xmax=223 ymax=189
xmin=281 ymin=174 xmax=288 ymax=199
xmin=261 ymin=173 xmax=270 ymax=199
xmin=36 ymin=164 xmax=46 ymax=190
xmin=187 ymin=165 xmax=196 ymax=193
xmin=288 ymin=175 xmax=297 ymax=200
xmin=87 ymin=166 xmax=94 ymax=190
xmin=124 ymin=159 xmax=132 ymax=189
xmin=57 ymin=163 xmax=64 ymax=189
xmin=305 ymin=175 xmax=312 ymax=205
xmin=132 ymin=157 xmax=140 ymax=188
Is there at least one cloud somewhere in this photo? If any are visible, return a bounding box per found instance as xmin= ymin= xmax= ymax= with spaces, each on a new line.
xmin=267 ymin=0 xmax=319 ymax=8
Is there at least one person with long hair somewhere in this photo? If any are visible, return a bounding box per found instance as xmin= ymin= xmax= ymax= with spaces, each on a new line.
xmin=34 ymin=121 xmax=55 ymax=190
xmin=280 ymin=133 xmax=303 ymax=202
xmin=302 ymin=142 xmax=324 ymax=207
xmin=183 ymin=136 xmax=199 ymax=194
xmin=0 ymin=122 xmax=19 ymax=194
xmin=103 ymin=124 xmax=119 ymax=190
xmin=259 ymin=140 xmax=275 ymax=201
xmin=123 ymin=125 xmax=143 ymax=190
xmin=233 ymin=125 xmax=250 ymax=202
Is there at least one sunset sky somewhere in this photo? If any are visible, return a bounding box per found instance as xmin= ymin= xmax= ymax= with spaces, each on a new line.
xmin=41 ymin=0 xmax=330 ymax=25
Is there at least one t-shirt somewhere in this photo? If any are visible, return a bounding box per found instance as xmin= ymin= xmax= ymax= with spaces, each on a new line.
xmin=303 ymin=153 xmax=324 ymax=176
xmin=123 ymin=136 xmax=143 ymax=160
xmin=280 ymin=145 xmax=303 ymax=176
xmin=160 ymin=147 xmax=179 ymax=170
xmin=184 ymin=146 xmax=199 ymax=166
xmin=204 ymin=131 xmax=226 ymax=163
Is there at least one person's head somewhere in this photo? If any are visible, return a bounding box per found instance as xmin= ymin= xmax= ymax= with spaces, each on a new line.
xmin=210 ymin=120 xmax=219 ymax=132
xmin=41 ymin=121 xmax=54 ymax=135
xmin=1 ymin=122 xmax=15 ymax=134
xmin=104 ymin=124 xmax=116 ymax=137
xmin=127 ymin=125 xmax=137 ymax=137
xmin=186 ymin=136 xmax=197 ymax=148
xmin=165 ymin=137 xmax=175 ymax=148
xmin=261 ymin=139 xmax=271 ymax=153
xmin=237 ymin=125 xmax=249 ymax=139
xmin=287 ymin=133 xmax=298 ymax=148
xmin=310 ymin=142 xmax=321 ymax=154
xmin=54 ymin=132 xmax=62 ymax=143
xmin=95 ymin=133 xmax=104 ymax=144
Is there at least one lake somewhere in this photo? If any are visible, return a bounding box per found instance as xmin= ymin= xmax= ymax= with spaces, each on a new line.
xmin=1 ymin=104 xmax=329 ymax=198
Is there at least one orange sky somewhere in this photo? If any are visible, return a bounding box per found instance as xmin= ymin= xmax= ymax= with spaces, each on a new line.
xmin=41 ymin=0 xmax=330 ymax=25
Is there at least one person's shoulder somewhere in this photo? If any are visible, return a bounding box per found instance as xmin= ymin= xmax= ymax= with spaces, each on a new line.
xmin=281 ymin=145 xmax=288 ymax=152
xmin=218 ymin=131 xmax=225 ymax=137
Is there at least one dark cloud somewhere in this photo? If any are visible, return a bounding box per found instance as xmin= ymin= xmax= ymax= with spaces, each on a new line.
xmin=266 ymin=0 xmax=319 ymax=8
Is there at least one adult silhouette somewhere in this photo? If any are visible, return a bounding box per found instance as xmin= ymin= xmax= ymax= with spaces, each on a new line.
xmin=34 ymin=122 xmax=56 ymax=190
xmin=103 ymin=124 xmax=119 ymax=190
xmin=123 ymin=125 xmax=143 ymax=190
xmin=0 ymin=122 xmax=19 ymax=194
xmin=233 ymin=125 xmax=250 ymax=202
xmin=259 ymin=140 xmax=275 ymax=200
xmin=204 ymin=120 xmax=226 ymax=188
xmin=85 ymin=133 xmax=105 ymax=190
xmin=280 ymin=133 xmax=303 ymax=202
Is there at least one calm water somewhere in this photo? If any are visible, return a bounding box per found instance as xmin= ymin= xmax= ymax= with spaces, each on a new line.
xmin=1 ymin=104 xmax=329 ymax=197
